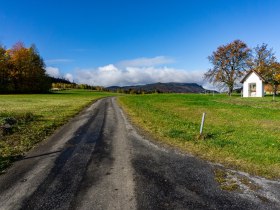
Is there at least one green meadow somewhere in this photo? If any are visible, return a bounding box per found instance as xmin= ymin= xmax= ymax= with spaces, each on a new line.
xmin=1 ymin=91 xmax=279 ymax=179
xmin=0 ymin=90 xmax=115 ymax=172
xmin=119 ymin=94 xmax=280 ymax=179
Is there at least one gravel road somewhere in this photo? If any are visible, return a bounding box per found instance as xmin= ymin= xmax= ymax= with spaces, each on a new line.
xmin=0 ymin=97 xmax=279 ymax=210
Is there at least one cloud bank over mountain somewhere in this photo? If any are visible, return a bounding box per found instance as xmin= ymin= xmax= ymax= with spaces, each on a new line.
xmin=46 ymin=56 xmax=210 ymax=88
xmin=75 ymin=64 xmax=205 ymax=87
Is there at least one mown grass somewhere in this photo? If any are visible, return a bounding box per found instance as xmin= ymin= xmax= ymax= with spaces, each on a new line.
xmin=119 ymin=94 xmax=280 ymax=179
xmin=0 ymin=90 xmax=115 ymax=172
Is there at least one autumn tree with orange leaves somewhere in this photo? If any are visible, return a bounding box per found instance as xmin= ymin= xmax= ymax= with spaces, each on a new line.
xmin=0 ymin=45 xmax=10 ymax=92
xmin=265 ymin=62 xmax=280 ymax=95
xmin=0 ymin=42 xmax=51 ymax=93
xmin=252 ymin=44 xmax=280 ymax=95
xmin=205 ymin=40 xmax=251 ymax=96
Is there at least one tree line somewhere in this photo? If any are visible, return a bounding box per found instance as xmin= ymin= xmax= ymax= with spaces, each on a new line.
xmin=51 ymin=81 xmax=106 ymax=91
xmin=0 ymin=42 xmax=109 ymax=94
xmin=205 ymin=40 xmax=280 ymax=96
xmin=0 ymin=42 xmax=51 ymax=93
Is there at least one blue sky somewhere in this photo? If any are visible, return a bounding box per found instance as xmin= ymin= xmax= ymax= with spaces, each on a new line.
xmin=1 ymin=0 xmax=280 ymax=87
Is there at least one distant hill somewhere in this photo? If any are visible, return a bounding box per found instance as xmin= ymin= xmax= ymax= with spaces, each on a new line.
xmin=107 ymin=82 xmax=207 ymax=93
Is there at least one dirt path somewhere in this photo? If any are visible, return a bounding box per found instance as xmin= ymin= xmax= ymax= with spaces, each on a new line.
xmin=0 ymin=97 xmax=279 ymax=210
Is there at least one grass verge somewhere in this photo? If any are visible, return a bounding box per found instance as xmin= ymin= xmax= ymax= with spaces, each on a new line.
xmin=0 ymin=89 xmax=116 ymax=172
xmin=118 ymin=94 xmax=280 ymax=179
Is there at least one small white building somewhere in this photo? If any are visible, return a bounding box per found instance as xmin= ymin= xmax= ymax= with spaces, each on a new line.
xmin=240 ymin=70 xmax=265 ymax=97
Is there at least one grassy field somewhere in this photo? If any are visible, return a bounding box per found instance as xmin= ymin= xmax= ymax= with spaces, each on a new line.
xmin=0 ymin=90 xmax=115 ymax=172
xmin=119 ymin=94 xmax=280 ymax=179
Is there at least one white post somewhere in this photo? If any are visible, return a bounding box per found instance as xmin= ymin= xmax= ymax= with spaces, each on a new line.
xmin=200 ymin=113 xmax=206 ymax=135
xmin=273 ymin=93 xmax=275 ymax=101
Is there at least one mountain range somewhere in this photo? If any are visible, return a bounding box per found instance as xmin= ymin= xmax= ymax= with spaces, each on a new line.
xmin=107 ymin=82 xmax=207 ymax=93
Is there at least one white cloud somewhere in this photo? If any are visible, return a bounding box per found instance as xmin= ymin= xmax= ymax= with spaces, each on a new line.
xmin=45 ymin=66 xmax=74 ymax=82
xmin=46 ymin=56 xmax=210 ymax=88
xmin=45 ymin=66 xmax=60 ymax=77
xmin=75 ymin=64 xmax=205 ymax=87
xmin=45 ymin=59 xmax=74 ymax=64
xmin=202 ymin=82 xmax=221 ymax=91
xmin=99 ymin=64 xmax=119 ymax=72
xmin=118 ymin=56 xmax=175 ymax=67
xmin=65 ymin=73 xmax=74 ymax=82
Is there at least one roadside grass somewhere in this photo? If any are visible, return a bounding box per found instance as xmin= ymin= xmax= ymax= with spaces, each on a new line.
xmin=0 ymin=90 xmax=115 ymax=172
xmin=118 ymin=94 xmax=280 ymax=179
